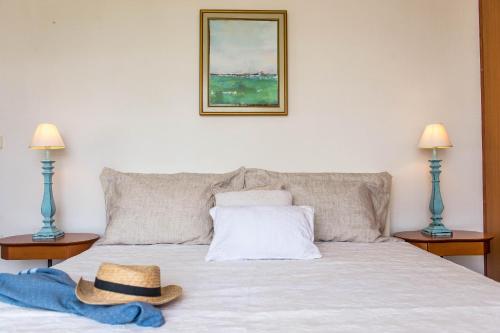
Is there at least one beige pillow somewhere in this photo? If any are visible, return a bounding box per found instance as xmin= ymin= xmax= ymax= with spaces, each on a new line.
xmin=244 ymin=169 xmax=391 ymax=242
xmin=215 ymin=190 xmax=293 ymax=207
xmin=100 ymin=167 xmax=245 ymax=245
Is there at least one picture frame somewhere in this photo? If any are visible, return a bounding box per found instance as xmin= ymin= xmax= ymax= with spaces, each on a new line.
xmin=199 ymin=9 xmax=288 ymax=116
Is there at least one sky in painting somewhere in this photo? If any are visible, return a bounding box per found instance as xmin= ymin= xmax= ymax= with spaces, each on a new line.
xmin=209 ymin=19 xmax=278 ymax=75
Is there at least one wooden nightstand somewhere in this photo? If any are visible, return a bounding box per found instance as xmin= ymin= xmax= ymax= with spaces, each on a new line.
xmin=0 ymin=233 xmax=99 ymax=267
xmin=394 ymin=230 xmax=494 ymax=257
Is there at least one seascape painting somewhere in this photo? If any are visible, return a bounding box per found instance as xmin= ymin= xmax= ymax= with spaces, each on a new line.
xmin=208 ymin=19 xmax=279 ymax=107
xmin=200 ymin=10 xmax=287 ymax=115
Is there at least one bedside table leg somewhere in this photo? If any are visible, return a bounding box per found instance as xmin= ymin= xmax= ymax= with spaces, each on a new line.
xmin=48 ymin=259 xmax=52 ymax=267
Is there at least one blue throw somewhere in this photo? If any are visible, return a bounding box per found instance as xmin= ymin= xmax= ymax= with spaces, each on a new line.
xmin=0 ymin=268 xmax=165 ymax=327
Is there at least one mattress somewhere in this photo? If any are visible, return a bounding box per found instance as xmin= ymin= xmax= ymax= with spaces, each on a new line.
xmin=1 ymin=241 xmax=500 ymax=332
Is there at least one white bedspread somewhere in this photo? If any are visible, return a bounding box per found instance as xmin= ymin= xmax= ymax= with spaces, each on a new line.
xmin=1 ymin=242 xmax=500 ymax=332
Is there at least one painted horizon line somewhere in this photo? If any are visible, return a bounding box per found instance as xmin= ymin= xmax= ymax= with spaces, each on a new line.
xmin=210 ymin=73 xmax=278 ymax=76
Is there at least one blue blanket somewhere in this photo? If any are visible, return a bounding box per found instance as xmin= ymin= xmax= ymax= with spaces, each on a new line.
xmin=0 ymin=268 xmax=164 ymax=327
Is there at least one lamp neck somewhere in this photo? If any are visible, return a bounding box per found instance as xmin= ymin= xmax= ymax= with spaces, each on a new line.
xmin=432 ymin=147 xmax=437 ymax=160
xmin=44 ymin=149 xmax=51 ymax=161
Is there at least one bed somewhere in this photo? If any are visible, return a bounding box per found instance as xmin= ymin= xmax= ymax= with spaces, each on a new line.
xmin=3 ymin=168 xmax=499 ymax=331
xmin=1 ymin=241 xmax=500 ymax=332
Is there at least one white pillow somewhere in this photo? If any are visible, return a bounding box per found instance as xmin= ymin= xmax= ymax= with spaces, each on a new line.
xmin=215 ymin=190 xmax=292 ymax=207
xmin=206 ymin=206 xmax=322 ymax=261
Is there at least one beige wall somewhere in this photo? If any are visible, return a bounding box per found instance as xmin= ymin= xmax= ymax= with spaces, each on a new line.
xmin=0 ymin=0 xmax=483 ymax=272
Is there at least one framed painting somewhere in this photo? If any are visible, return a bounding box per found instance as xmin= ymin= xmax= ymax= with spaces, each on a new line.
xmin=200 ymin=10 xmax=288 ymax=116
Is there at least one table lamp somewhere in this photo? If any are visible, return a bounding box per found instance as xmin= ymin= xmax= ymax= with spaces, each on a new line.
xmin=30 ymin=123 xmax=65 ymax=241
xmin=418 ymin=123 xmax=453 ymax=237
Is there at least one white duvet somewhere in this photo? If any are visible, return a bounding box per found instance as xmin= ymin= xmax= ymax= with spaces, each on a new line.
xmin=1 ymin=241 xmax=500 ymax=332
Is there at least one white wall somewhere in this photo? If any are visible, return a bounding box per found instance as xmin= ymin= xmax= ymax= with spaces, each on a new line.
xmin=0 ymin=0 xmax=483 ymax=273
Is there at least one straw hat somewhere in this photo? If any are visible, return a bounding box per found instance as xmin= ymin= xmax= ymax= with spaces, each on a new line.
xmin=76 ymin=263 xmax=182 ymax=305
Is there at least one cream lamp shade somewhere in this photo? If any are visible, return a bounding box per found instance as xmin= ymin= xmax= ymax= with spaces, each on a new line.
xmin=30 ymin=123 xmax=65 ymax=150
xmin=418 ymin=123 xmax=452 ymax=149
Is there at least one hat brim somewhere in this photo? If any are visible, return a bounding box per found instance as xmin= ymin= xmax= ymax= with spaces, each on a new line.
xmin=75 ymin=278 xmax=182 ymax=306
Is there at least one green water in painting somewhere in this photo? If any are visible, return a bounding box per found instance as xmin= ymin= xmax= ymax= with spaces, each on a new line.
xmin=209 ymin=74 xmax=278 ymax=106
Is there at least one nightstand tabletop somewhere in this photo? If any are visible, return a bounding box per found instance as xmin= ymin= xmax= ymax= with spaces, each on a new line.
xmin=0 ymin=233 xmax=99 ymax=266
xmin=394 ymin=230 xmax=494 ymax=243
xmin=394 ymin=230 xmax=495 ymax=258
xmin=0 ymin=233 xmax=99 ymax=246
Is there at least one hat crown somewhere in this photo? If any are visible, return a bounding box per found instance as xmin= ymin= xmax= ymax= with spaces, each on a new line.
xmin=96 ymin=263 xmax=160 ymax=288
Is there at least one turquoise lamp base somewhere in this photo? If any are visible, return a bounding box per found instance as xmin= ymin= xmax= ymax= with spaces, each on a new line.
xmin=421 ymin=157 xmax=452 ymax=238
xmin=32 ymin=227 xmax=65 ymax=241
xmin=32 ymin=158 xmax=65 ymax=241
xmin=421 ymin=224 xmax=453 ymax=237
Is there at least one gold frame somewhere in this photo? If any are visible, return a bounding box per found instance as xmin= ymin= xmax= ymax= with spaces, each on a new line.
xmin=199 ymin=9 xmax=288 ymax=116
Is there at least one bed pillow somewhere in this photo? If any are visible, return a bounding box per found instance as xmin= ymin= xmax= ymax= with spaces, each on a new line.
xmin=100 ymin=167 xmax=245 ymax=245
xmin=206 ymin=206 xmax=321 ymax=261
xmin=244 ymin=169 xmax=391 ymax=242
xmin=215 ymin=190 xmax=292 ymax=207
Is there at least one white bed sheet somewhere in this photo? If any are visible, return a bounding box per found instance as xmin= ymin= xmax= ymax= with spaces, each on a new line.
xmin=1 ymin=242 xmax=500 ymax=332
